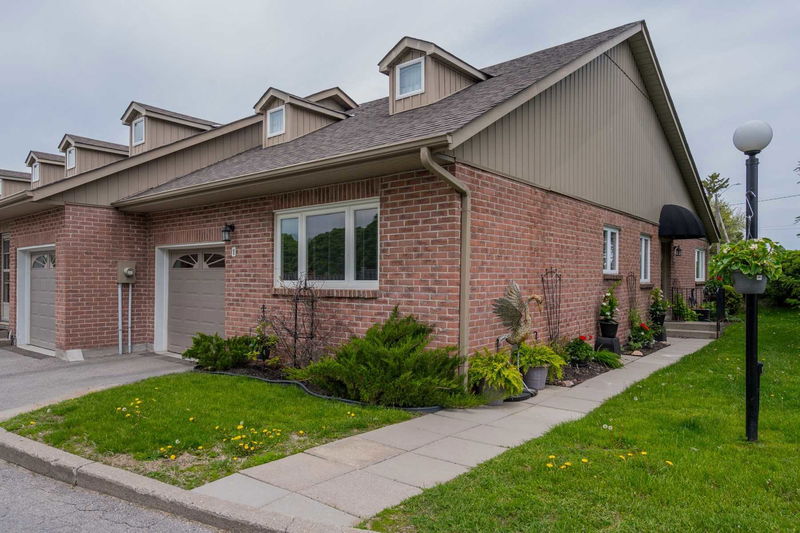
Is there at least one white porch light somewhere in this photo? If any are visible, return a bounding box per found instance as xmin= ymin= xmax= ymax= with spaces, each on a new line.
xmin=733 ymin=120 xmax=773 ymax=154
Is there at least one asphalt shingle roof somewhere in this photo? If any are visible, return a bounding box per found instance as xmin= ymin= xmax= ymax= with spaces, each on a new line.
xmin=0 ymin=169 xmax=31 ymax=181
xmin=133 ymin=102 xmax=221 ymax=127
xmin=30 ymin=151 xmax=65 ymax=163
xmin=125 ymin=22 xmax=638 ymax=201
xmin=66 ymin=135 xmax=128 ymax=153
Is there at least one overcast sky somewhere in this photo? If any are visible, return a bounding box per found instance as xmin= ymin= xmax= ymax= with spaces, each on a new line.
xmin=1 ymin=0 xmax=797 ymax=248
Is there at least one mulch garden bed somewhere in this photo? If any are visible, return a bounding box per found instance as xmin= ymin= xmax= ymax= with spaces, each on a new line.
xmin=621 ymin=341 xmax=671 ymax=356
xmin=196 ymin=362 xmax=329 ymax=397
xmin=552 ymin=341 xmax=671 ymax=387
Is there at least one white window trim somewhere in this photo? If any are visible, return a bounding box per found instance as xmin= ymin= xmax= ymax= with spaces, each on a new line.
xmin=695 ymin=248 xmax=706 ymax=282
xmin=639 ymin=235 xmax=651 ymax=283
xmin=266 ymin=106 xmax=286 ymax=138
xmin=66 ymin=147 xmax=76 ymax=170
xmin=395 ymin=57 xmax=425 ymax=99
xmin=603 ymin=226 xmax=619 ymax=275
xmin=132 ymin=117 xmax=145 ymax=146
xmin=274 ymin=198 xmax=379 ymax=290
xmin=31 ymin=163 xmax=40 ymax=183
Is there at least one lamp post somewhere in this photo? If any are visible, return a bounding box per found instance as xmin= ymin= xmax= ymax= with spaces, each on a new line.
xmin=732 ymin=120 xmax=773 ymax=442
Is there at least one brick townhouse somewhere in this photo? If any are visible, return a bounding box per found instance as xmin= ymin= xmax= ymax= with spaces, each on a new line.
xmin=0 ymin=20 xmax=716 ymax=361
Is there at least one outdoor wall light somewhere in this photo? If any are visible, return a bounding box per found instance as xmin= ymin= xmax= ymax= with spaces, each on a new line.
xmin=673 ymin=245 xmax=682 ymax=257
xmin=222 ymin=223 xmax=235 ymax=243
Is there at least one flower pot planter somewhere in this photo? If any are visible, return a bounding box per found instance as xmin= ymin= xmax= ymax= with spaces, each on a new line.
xmin=482 ymin=385 xmax=506 ymax=406
xmin=732 ymin=271 xmax=767 ymax=295
xmin=695 ymin=309 xmax=711 ymax=322
xmin=599 ymin=320 xmax=619 ymax=338
xmin=523 ymin=366 xmax=548 ymax=391
xmin=650 ymin=312 xmax=667 ymax=341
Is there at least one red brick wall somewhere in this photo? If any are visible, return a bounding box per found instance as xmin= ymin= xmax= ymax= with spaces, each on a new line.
xmin=148 ymin=171 xmax=462 ymax=351
xmin=454 ymin=163 xmax=705 ymax=351
xmin=671 ymin=238 xmax=709 ymax=288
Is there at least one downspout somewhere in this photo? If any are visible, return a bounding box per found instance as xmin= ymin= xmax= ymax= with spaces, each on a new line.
xmin=420 ymin=147 xmax=471 ymax=366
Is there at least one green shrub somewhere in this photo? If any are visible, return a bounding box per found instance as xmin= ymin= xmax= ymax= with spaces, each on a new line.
xmin=672 ymin=294 xmax=698 ymax=321
xmin=183 ymin=333 xmax=256 ymax=371
xmin=766 ymin=249 xmax=800 ymax=309
xmin=468 ymin=348 xmax=524 ymax=399
xmin=565 ymin=337 xmax=595 ymax=365
xmin=287 ymin=308 xmax=470 ymax=408
xmin=593 ymin=350 xmax=623 ymax=368
xmin=627 ymin=309 xmax=655 ymax=349
xmin=722 ymin=284 xmax=744 ymax=316
xmin=515 ymin=343 xmax=566 ymax=380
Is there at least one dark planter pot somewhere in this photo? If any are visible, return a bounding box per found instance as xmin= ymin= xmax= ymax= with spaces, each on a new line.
xmin=650 ymin=312 xmax=666 ymax=327
xmin=695 ymin=309 xmax=711 ymax=322
xmin=523 ymin=366 xmax=548 ymax=391
xmin=483 ymin=385 xmax=506 ymax=406
xmin=599 ymin=320 xmax=619 ymax=338
xmin=732 ymin=271 xmax=768 ymax=295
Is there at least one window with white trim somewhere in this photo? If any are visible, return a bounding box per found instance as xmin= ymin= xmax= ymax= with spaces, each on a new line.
xmin=396 ymin=57 xmax=424 ymax=98
xmin=275 ymin=199 xmax=379 ymax=289
xmin=603 ymin=226 xmax=619 ymax=274
xmin=31 ymin=163 xmax=40 ymax=183
xmin=695 ymin=248 xmax=706 ymax=282
xmin=66 ymin=147 xmax=76 ymax=170
xmin=639 ymin=235 xmax=651 ymax=282
xmin=267 ymin=106 xmax=285 ymax=137
xmin=132 ymin=117 xmax=145 ymax=145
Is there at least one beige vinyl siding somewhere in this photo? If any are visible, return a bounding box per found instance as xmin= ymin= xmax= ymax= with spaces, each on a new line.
xmin=1 ymin=180 xmax=29 ymax=197
xmin=130 ymin=117 xmax=203 ymax=156
xmin=389 ymin=50 xmax=475 ymax=115
xmin=32 ymin=162 xmax=65 ymax=188
xmin=58 ymin=121 xmax=262 ymax=205
xmin=264 ymin=101 xmax=337 ymax=147
xmin=66 ymin=148 xmax=127 ymax=178
xmin=451 ymin=41 xmax=694 ymax=224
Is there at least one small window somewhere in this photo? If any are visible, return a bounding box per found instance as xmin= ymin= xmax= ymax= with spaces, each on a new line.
xmin=267 ymin=106 xmax=285 ymax=137
xmin=204 ymin=253 xmax=225 ymax=268
xmin=695 ymin=248 xmax=706 ymax=282
xmin=132 ymin=117 xmax=145 ymax=146
xmin=275 ymin=200 xmax=379 ymax=289
xmin=396 ymin=57 xmax=424 ymax=98
xmin=639 ymin=235 xmax=651 ymax=283
xmin=31 ymin=163 xmax=40 ymax=183
xmin=172 ymin=253 xmax=199 ymax=269
xmin=66 ymin=147 xmax=76 ymax=169
xmin=603 ymin=227 xmax=619 ymax=274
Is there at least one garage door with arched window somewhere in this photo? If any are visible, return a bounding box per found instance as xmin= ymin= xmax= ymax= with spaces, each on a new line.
xmin=30 ymin=252 xmax=56 ymax=350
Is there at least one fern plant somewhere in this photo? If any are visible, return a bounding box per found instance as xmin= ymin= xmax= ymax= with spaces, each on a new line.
xmin=468 ymin=348 xmax=524 ymax=398
xmin=516 ymin=343 xmax=566 ymax=380
xmin=492 ymin=281 xmax=543 ymax=345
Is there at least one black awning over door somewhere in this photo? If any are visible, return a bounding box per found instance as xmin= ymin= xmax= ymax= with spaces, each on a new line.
xmin=658 ymin=204 xmax=706 ymax=239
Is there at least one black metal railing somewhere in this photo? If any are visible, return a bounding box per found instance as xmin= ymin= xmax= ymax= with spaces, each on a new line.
xmin=669 ymin=285 xmax=725 ymax=338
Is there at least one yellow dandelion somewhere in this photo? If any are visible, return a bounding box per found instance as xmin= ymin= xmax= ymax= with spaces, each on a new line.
xmin=28 ymin=421 xmax=36 ymax=425
xmin=125 ymin=413 xmax=131 ymax=418
xmin=665 ymin=460 xmax=674 ymax=466
xmin=214 ymin=425 xmax=220 ymax=430
xmin=236 ymin=424 xmax=244 ymax=430
xmin=581 ymin=458 xmax=589 ymax=463
xmin=640 ymin=451 xmax=648 ymax=455
xmin=618 ymin=455 xmax=626 ymax=460
xmin=564 ymin=462 xmax=572 ymax=467
xmin=167 ymin=445 xmax=172 ymax=449
xmin=233 ymin=457 xmax=238 ymax=461
xmin=627 ymin=452 xmax=634 ymax=456
xmin=223 ymin=438 xmax=227 ymax=442
xmin=188 ymin=417 xmax=195 ymax=422
xmin=559 ymin=465 xmax=566 ymax=469
xmin=197 ymin=446 xmax=204 ymax=450
xmin=159 ymin=447 xmax=165 ymax=452
xmin=546 ymin=463 xmax=554 ymax=468
xmin=350 ymin=413 xmax=356 ymax=417
xmin=548 ymin=455 xmax=556 ymax=459
xmin=169 ymin=454 xmax=176 ymax=460
xmin=298 ymin=430 xmax=305 ymax=435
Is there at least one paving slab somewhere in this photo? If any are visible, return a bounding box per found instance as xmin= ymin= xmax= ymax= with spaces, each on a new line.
xmin=435 ymin=403 xmax=526 ymax=423
xmin=359 ymin=422 xmax=444 ymax=451
xmin=241 ymin=452 xmax=354 ymax=492
xmin=414 ymin=436 xmax=506 ymax=467
xmin=365 ymin=452 xmax=469 ymax=488
xmin=522 ymin=387 xmax=565 ymax=405
xmin=191 ymin=473 xmax=288 ymax=508
xmin=262 ymin=493 xmax=359 ymax=527
xmin=402 ymin=413 xmax=480 ymax=435
xmin=305 ymin=436 xmax=403 ymax=468
xmin=453 ymin=424 xmax=542 ymax=448
xmin=558 ymin=385 xmax=619 ymax=402
xmin=538 ymin=396 xmax=602 ymax=413
xmin=488 ymin=405 xmax=583 ymax=431
xmin=301 ymin=470 xmax=420 ymax=518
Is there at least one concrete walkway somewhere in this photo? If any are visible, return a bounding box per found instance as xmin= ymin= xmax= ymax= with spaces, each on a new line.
xmin=192 ymin=338 xmax=712 ymax=526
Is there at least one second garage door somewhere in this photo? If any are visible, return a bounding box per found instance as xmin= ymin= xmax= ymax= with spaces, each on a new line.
xmin=30 ymin=251 xmax=56 ymax=350
xmin=168 ymin=249 xmax=225 ymax=353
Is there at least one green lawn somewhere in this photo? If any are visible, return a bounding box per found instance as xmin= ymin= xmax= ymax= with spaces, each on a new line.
xmin=1 ymin=372 xmax=411 ymax=488
xmin=369 ymin=307 xmax=800 ymax=532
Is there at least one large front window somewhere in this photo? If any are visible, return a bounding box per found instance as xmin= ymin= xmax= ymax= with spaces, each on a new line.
xmin=275 ymin=200 xmax=379 ymax=289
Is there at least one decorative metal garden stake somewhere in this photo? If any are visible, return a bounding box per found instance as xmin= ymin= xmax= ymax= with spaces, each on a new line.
xmin=733 ymin=120 xmax=773 ymax=442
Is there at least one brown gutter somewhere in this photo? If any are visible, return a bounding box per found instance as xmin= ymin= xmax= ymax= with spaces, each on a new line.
xmin=420 ymin=146 xmax=471 ymax=364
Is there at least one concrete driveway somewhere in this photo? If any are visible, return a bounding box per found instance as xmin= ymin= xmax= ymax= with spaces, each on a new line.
xmin=0 ymin=348 xmax=193 ymax=420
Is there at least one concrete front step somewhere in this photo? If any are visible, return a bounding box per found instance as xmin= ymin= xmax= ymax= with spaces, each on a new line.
xmin=665 ymin=320 xmax=716 ymax=331
xmin=666 ymin=329 xmax=717 ymax=339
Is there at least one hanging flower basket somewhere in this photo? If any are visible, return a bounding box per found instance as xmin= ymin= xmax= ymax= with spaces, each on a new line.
xmin=732 ymin=271 xmax=768 ymax=295
xmin=710 ymin=238 xmax=783 ymax=295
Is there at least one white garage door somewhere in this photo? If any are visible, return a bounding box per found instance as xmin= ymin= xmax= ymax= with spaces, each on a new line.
xmin=168 ymin=249 xmax=225 ymax=353
xmin=30 ymin=252 xmax=56 ymax=350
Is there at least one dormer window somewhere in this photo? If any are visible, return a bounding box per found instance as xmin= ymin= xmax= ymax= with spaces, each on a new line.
xmin=66 ymin=147 xmax=76 ymax=169
xmin=396 ymin=57 xmax=424 ymax=98
xmin=31 ymin=163 xmax=40 ymax=183
xmin=132 ymin=117 xmax=145 ymax=146
xmin=267 ymin=106 xmax=285 ymax=137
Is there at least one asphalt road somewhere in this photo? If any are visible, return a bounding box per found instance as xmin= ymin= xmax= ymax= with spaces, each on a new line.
xmin=0 ymin=348 xmax=208 ymax=532
xmin=0 ymin=459 xmax=215 ymax=532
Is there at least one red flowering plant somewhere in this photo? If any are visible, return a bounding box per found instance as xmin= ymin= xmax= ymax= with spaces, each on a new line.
xmin=626 ymin=309 xmax=655 ymax=351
